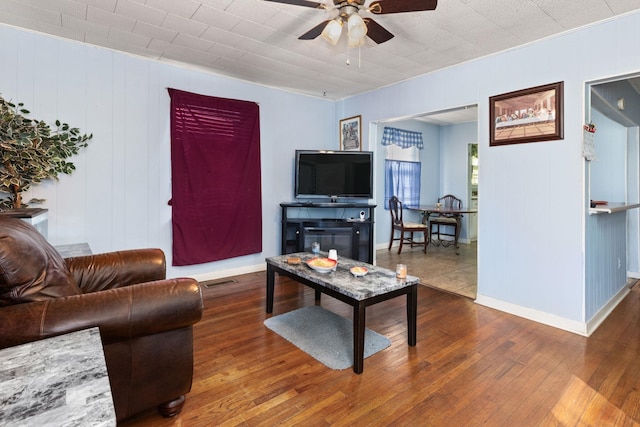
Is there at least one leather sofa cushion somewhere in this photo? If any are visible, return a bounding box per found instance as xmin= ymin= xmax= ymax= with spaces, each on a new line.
xmin=0 ymin=218 xmax=81 ymax=306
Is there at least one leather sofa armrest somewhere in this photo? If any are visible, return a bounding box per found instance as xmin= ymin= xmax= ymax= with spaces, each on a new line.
xmin=0 ymin=278 xmax=203 ymax=349
xmin=65 ymin=248 xmax=167 ymax=293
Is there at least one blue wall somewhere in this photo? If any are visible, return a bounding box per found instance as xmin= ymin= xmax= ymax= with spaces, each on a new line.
xmin=585 ymin=109 xmax=635 ymax=321
xmin=373 ymin=119 xmax=439 ymax=244
xmin=439 ymin=121 xmax=478 ymax=242
xmin=4 ymin=9 xmax=640 ymax=334
xmin=337 ymin=11 xmax=640 ymax=334
xmin=372 ymin=118 xmax=477 ymax=246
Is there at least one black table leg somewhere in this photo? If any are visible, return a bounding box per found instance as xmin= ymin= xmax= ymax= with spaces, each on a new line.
xmin=423 ymin=212 xmax=432 ymax=246
xmin=266 ymin=264 xmax=275 ymax=314
xmin=265 ymin=259 xmax=418 ymax=374
xmin=407 ymin=284 xmax=417 ymax=346
xmin=353 ymin=302 xmax=366 ymax=374
xmin=454 ymin=215 xmax=461 ymax=254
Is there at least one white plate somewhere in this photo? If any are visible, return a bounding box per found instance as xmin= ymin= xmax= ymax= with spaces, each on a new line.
xmin=350 ymin=266 xmax=368 ymax=277
xmin=306 ymin=257 xmax=337 ymax=274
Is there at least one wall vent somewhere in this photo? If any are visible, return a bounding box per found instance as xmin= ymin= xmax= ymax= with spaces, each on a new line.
xmin=201 ymin=279 xmax=237 ymax=288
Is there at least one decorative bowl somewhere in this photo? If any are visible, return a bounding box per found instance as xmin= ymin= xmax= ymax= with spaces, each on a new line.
xmin=306 ymin=257 xmax=337 ymax=273
xmin=350 ymin=266 xmax=368 ymax=277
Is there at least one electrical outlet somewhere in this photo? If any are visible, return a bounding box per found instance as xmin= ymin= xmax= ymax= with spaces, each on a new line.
xmin=618 ymin=257 xmax=622 ymax=269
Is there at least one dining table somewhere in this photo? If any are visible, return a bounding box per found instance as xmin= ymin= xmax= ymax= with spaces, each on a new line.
xmin=407 ymin=205 xmax=477 ymax=250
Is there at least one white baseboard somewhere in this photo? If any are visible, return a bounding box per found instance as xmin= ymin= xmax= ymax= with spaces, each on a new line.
xmin=185 ymin=263 xmax=266 ymax=283
xmin=585 ymin=285 xmax=630 ymax=336
xmin=476 ymin=284 xmax=630 ymax=337
xmin=475 ymin=294 xmax=590 ymax=336
xmin=627 ymin=271 xmax=640 ymax=279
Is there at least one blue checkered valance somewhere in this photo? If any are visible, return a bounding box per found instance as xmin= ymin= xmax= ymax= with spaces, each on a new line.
xmin=381 ymin=127 xmax=424 ymax=149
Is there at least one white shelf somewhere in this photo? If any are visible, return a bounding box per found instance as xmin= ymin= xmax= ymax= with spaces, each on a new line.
xmin=589 ymin=202 xmax=640 ymax=215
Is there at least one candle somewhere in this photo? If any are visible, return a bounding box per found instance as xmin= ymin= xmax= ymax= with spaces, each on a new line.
xmin=396 ymin=264 xmax=407 ymax=279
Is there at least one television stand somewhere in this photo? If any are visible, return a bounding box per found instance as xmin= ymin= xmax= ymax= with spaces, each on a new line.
xmin=280 ymin=202 xmax=376 ymax=264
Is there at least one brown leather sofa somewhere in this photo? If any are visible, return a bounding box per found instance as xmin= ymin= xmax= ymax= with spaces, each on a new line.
xmin=0 ymin=217 xmax=204 ymax=421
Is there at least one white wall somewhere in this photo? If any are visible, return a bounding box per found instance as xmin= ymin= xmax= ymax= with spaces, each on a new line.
xmin=0 ymin=25 xmax=335 ymax=280
xmin=337 ymin=11 xmax=640 ymax=334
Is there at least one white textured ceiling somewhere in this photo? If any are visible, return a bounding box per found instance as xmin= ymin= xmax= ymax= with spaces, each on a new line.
xmin=0 ymin=0 xmax=639 ymax=100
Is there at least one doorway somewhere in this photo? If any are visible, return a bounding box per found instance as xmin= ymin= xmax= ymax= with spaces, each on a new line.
xmin=372 ymin=105 xmax=479 ymax=298
xmin=468 ymin=143 xmax=478 ymax=242
xmin=584 ymin=73 xmax=640 ymax=319
xmin=586 ymin=74 xmax=640 ymax=276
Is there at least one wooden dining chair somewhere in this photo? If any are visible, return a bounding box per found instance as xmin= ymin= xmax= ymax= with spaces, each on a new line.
xmin=429 ymin=194 xmax=462 ymax=253
xmin=388 ymin=196 xmax=428 ymax=254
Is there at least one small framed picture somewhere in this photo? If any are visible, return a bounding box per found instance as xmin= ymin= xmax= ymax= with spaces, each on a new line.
xmin=490 ymin=81 xmax=564 ymax=146
xmin=339 ymin=115 xmax=362 ymax=151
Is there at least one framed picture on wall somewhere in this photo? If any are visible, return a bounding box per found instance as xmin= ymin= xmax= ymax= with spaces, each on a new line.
xmin=489 ymin=81 xmax=564 ymax=146
xmin=339 ymin=115 xmax=362 ymax=151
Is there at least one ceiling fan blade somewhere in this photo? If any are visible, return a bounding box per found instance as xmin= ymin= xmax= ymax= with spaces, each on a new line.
xmin=364 ymin=18 xmax=394 ymax=44
xmin=264 ymin=0 xmax=326 ymax=9
xmin=369 ymin=0 xmax=437 ymax=14
xmin=299 ymin=20 xmax=331 ymax=40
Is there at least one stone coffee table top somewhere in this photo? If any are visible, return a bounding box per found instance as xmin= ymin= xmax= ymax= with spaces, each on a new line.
xmin=266 ymin=252 xmax=419 ymax=301
xmin=0 ymin=327 xmax=115 ymax=426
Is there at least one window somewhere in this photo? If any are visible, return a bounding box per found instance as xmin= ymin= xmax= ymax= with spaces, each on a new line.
xmin=384 ymin=160 xmax=421 ymax=208
xmin=168 ymin=89 xmax=262 ymax=266
xmin=382 ymin=127 xmax=423 ymax=209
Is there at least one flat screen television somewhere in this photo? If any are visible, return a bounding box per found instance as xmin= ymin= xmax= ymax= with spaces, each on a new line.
xmin=295 ymin=150 xmax=373 ymax=200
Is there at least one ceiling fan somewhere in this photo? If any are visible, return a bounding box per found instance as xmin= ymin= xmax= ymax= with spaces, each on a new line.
xmin=265 ymin=0 xmax=438 ymax=47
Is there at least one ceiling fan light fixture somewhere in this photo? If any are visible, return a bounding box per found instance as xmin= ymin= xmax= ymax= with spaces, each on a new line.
xmin=347 ymin=13 xmax=367 ymax=38
xmin=347 ymin=13 xmax=367 ymax=46
xmin=348 ymin=33 xmax=365 ymax=48
xmin=321 ymin=18 xmax=343 ymax=45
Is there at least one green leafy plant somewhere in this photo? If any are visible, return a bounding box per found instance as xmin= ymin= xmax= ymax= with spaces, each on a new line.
xmin=0 ymin=94 xmax=93 ymax=210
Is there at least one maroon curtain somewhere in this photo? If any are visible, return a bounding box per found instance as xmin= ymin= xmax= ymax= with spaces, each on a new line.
xmin=168 ymin=89 xmax=262 ymax=266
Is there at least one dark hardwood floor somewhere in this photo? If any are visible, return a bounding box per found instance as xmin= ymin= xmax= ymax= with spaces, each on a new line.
xmin=120 ymin=266 xmax=640 ymax=426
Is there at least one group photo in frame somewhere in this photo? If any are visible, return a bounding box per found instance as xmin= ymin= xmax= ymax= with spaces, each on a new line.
xmin=340 ymin=115 xmax=362 ymax=151
xmin=490 ymin=81 xmax=564 ymax=146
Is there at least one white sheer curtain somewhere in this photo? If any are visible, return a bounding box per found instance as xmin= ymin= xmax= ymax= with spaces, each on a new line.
xmin=382 ymin=127 xmax=423 ymax=209
xmin=384 ymin=160 xmax=421 ymax=209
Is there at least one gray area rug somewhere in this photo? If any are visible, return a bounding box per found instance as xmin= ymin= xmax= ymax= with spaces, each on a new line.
xmin=264 ymin=306 xmax=391 ymax=370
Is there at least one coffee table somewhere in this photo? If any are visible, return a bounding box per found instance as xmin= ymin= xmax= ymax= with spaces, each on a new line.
xmin=266 ymin=252 xmax=418 ymax=374
xmin=0 ymin=327 xmax=115 ymax=426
